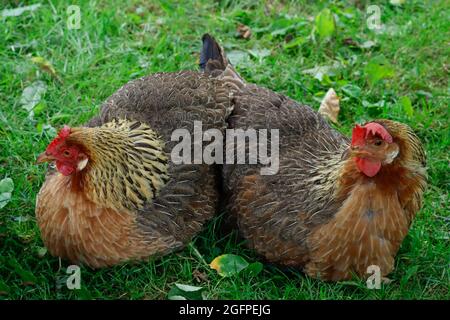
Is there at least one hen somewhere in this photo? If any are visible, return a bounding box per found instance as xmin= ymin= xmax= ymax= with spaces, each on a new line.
xmin=201 ymin=34 xmax=427 ymax=281
xmin=36 ymin=70 xmax=234 ymax=268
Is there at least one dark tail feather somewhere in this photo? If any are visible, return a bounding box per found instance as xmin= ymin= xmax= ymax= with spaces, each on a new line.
xmin=200 ymin=34 xmax=228 ymax=72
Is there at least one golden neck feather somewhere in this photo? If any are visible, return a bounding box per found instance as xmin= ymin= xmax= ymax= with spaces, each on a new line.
xmin=67 ymin=119 xmax=169 ymax=212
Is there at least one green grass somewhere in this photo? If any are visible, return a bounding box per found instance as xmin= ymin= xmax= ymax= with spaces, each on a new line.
xmin=0 ymin=0 xmax=448 ymax=299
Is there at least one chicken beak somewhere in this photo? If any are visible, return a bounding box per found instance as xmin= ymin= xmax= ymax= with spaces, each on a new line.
xmin=36 ymin=152 xmax=54 ymax=164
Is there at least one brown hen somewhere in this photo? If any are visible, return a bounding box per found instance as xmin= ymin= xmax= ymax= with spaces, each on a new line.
xmin=36 ymin=70 xmax=235 ymax=268
xmin=201 ymin=34 xmax=427 ymax=281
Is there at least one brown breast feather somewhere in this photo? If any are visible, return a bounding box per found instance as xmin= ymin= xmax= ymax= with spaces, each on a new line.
xmin=36 ymin=173 xmax=171 ymax=268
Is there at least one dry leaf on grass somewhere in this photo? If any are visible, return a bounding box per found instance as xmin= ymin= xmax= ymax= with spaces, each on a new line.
xmin=318 ymin=88 xmax=340 ymax=123
xmin=192 ymin=269 xmax=209 ymax=283
xmin=31 ymin=56 xmax=62 ymax=82
xmin=237 ymin=24 xmax=251 ymax=39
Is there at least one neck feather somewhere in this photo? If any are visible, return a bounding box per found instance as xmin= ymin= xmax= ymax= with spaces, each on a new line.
xmin=67 ymin=119 xmax=169 ymax=212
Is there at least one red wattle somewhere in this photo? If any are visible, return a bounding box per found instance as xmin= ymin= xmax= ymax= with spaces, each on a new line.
xmin=355 ymin=158 xmax=381 ymax=177
xmin=56 ymin=161 xmax=75 ymax=176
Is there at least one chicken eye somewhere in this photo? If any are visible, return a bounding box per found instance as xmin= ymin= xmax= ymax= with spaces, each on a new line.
xmin=374 ymin=140 xmax=383 ymax=146
xmin=63 ymin=150 xmax=71 ymax=157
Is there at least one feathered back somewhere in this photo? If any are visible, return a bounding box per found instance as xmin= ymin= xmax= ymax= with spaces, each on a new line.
xmin=90 ymin=70 xmax=235 ymax=243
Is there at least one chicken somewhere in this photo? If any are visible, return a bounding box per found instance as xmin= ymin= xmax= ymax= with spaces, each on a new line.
xmin=36 ymin=70 xmax=235 ymax=268
xmin=200 ymin=34 xmax=427 ymax=281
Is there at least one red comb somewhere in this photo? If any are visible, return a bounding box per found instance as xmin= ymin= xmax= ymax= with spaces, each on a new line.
xmin=351 ymin=122 xmax=393 ymax=147
xmin=363 ymin=122 xmax=393 ymax=143
xmin=351 ymin=124 xmax=366 ymax=147
xmin=46 ymin=125 xmax=71 ymax=153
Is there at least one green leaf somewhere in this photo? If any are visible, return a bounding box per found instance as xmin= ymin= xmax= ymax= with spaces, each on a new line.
xmin=19 ymin=81 xmax=47 ymax=119
xmin=248 ymin=48 xmax=271 ymax=60
xmin=302 ymin=62 xmax=340 ymax=82
xmin=399 ymin=96 xmax=414 ymax=117
xmin=315 ymin=9 xmax=336 ymax=39
xmin=364 ymin=57 xmax=395 ymax=84
xmin=168 ymin=283 xmax=205 ymax=300
xmin=210 ymin=254 xmax=249 ymax=277
xmin=36 ymin=247 xmax=47 ymax=258
xmin=243 ymin=262 xmax=263 ymax=277
xmin=416 ymin=90 xmax=433 ymax=98
xmin=0 ymin=178 xmax=14 ymax=209
xmin=341 ymin=84 xmax=362 ymax=99
xmin=42 ymin=124 xmax=57 ymax=137
xmin=0 ymin=178 xmax=13 ymax=194
xmin=265 ymin=18 xmax=305 ymax=37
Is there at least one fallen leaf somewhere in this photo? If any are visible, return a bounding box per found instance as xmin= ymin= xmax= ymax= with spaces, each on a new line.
xmin=192 ymin=269 xmax=209 ymax=283
xmin=343 ymin=39 xmax=377 ymax=50
xmin=342 ymin=37 xmax=358 ymax=47
xmin=382 ymin=277 xmax=394 ymax=284
xmin=248 ymin=48 xmax=271 ymax=60
xmin=363 ymin=100 xmax=386 ymax=108
xmin=31 ymin=56 xmax=61 ymax=81
xmin=360 ymin=40 xmax=377 ymax=49
xmin=416 ymin=90 xmax=433 ymax=99
xmin=167 ymin=283 xmax=205 ymax=300
xmin=37 ymin=123 xmax=57 ymax=137
xmin=236 ymin=23 xmax=251 ymax=39
xmin=10 ymin=40 xmax=38 ymax=52
xmin=315 ymin=8 xmax=336 ymax=39
xmin=302 ymin=62 xmax=340 ymax=81
xmin=11 ymin=216 xmax=30 ymax=222
xmin=1 ymin=4 xmax=41 ymax=17
xmin=20 ymin=81 xmax=47 ymax=119
xmin=210 ymin=254 xmax=249 ymax=277
xmin=0 ymin=178 xmax=14 ymax=209
xmin=37 ymin=247 xmax=47 ymax=258
xmin=318 ymin=88 xmax=340 ymax=123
